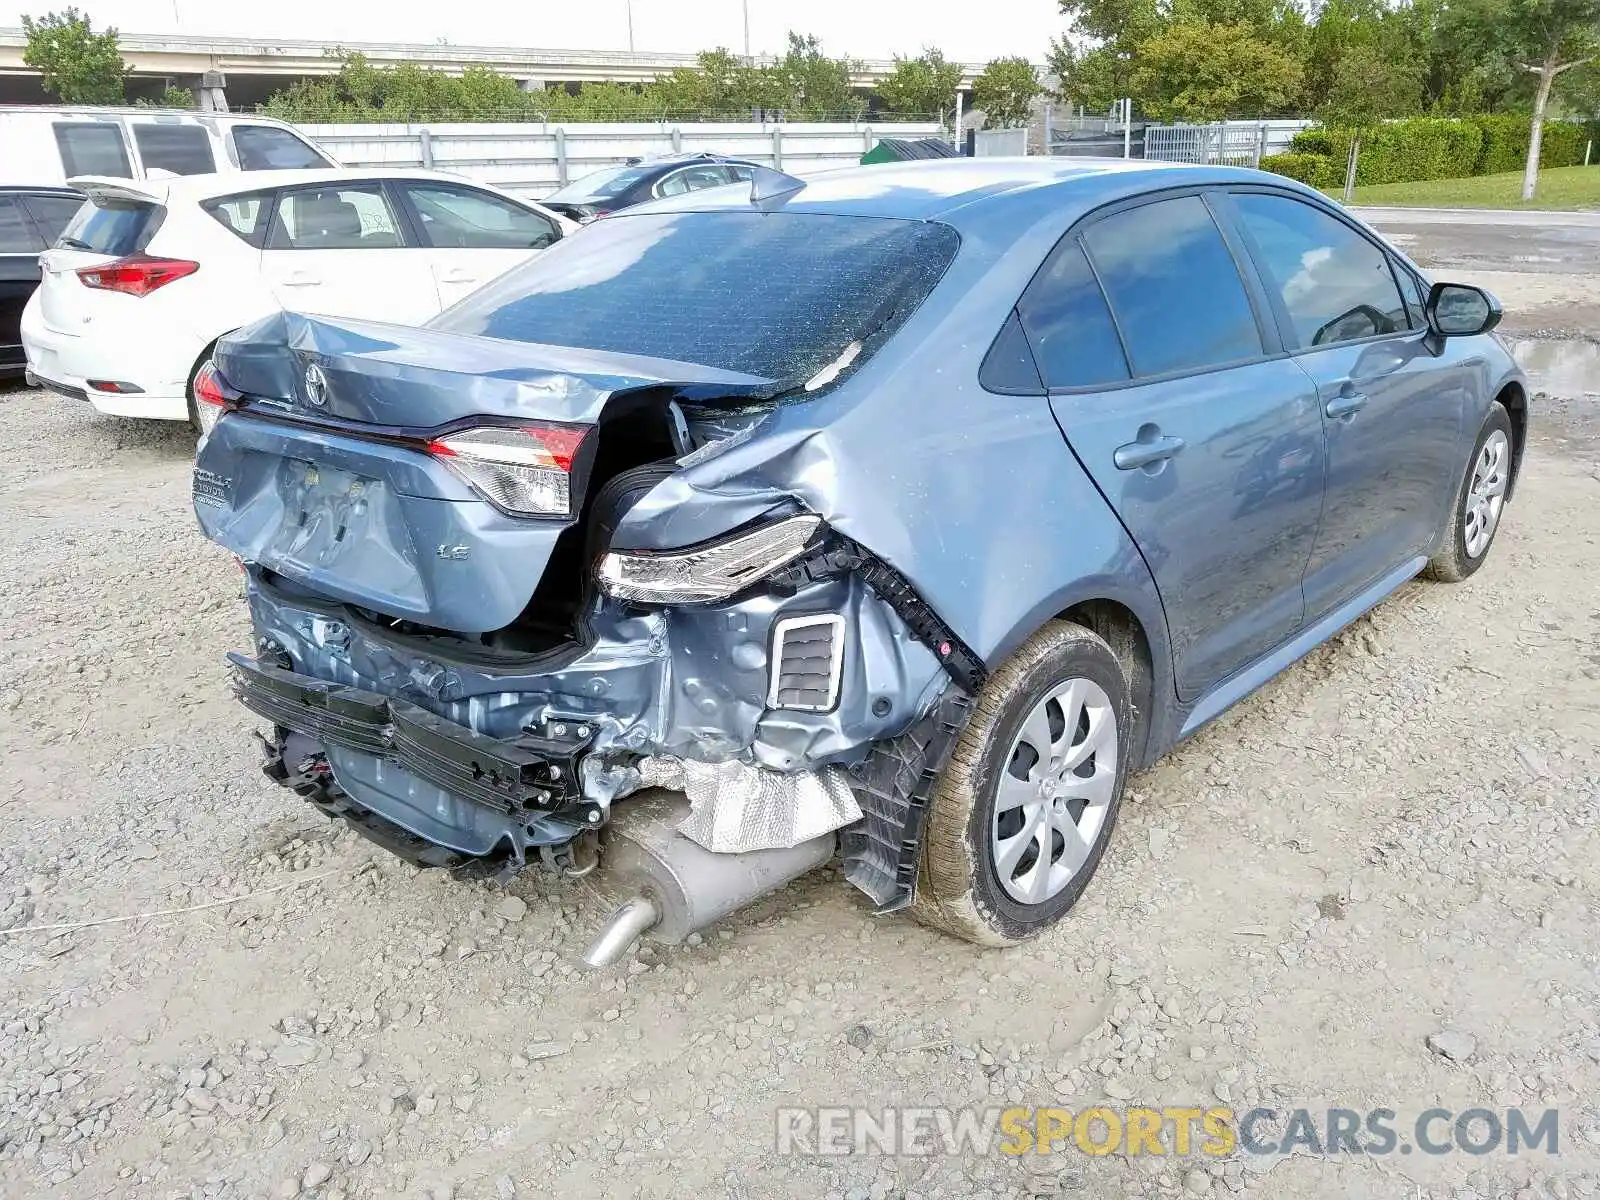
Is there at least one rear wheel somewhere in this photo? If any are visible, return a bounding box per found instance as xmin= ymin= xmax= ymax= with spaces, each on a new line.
xmin=912 ymin=621 xmax=1130 ymax=946
xmin=1425 ymin=404 xmax=1513 ymax=583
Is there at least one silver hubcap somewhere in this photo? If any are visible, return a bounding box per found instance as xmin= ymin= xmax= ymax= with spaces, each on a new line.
xmin=991 ymin=678 xmax=1118 ymax=905
xmin=1463 ymin=429 xmax=1509 ymax=560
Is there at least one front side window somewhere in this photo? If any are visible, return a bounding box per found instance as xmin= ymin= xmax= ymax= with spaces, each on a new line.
xmin=53 ymin=123 xmax=132 ymax=179
xmin=1017 ymin=238 xmax=1129 ymax=389
xmin=433 ymin=211 xmax=960 ymax=385
xmin=232 ymin=126 xmax=329 ymax=171
xmin=403 ymin=184 xmax=559 ymax=249
xmin=133 ymin=124 xmax=216 ymax=176
xmin=1082 ymin=196 xmax=1263 ymax=378
xmin=0 ymin=196 xmax=42 ymax=253
xmin=1232 ymin=192 xmax=1409 ymax=348
xmin=268 ymin=186 xmax=402 ymax=250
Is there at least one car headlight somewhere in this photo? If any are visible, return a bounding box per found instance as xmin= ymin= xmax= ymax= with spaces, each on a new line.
xmin=596 ymin=515 xmax=820 ymax=604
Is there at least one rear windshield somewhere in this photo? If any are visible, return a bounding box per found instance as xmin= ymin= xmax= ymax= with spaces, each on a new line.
xmin=59 ymin=200 xmax=160 ymax=256
xmin=432 ymin=211 xmax=961 ymax=384
xmin=544 ymin=164 xmax=655 ymax=204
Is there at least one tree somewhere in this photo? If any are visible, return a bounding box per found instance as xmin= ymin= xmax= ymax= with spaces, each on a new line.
xmin=972 ymin=56 xmax=1042 ymax=127
xmin=21 ymin=8 xmax=127 ymax=104
xmin=877 ymin=48 xmax=964 ymax=120
xmin=136 ymin=84 xmax=195 ymax=109
xmin=1129 ymin=21 xmax=1302 ymax=121
xmin=1442 ymin=0 xmax=1600 ymax=198
xmin=770 ymin=32 xmax=863 ymax=119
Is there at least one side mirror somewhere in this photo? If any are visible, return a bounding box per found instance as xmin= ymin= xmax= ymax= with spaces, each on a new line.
xmin=1426 ymin=282 xmax=1502 ymax=339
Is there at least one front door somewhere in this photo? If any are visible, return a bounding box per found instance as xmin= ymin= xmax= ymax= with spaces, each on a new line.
xmin=1022 ymin=193 xmax=1327 ymax=700
xmin=392 ymin=180 xmax=561 ymax=310
xmin=259 ymin=182 xmax=438 ymax=325
xmin=1224 ymin=190 xmax=1474 ymax=618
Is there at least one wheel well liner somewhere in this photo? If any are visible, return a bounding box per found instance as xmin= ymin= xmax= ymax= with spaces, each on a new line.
xmin=1057 ymin=598 xmax=1155 ymax=767
xmin=1494 ymin=381 xmax=1528 ymax=501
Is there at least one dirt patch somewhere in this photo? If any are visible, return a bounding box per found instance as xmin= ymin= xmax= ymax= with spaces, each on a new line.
xmin=1 ymin=372 xmax=1598 ymax=1199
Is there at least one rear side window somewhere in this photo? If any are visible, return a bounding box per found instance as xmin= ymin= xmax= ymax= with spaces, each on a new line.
xmin=656 ymin=165 xmax=733 ymax=197
xmin=401 ymin=183 xmax=559 ymax=249
xmin=0 ymin=196 xmax=43 ymax=253
xmin=59 ymin=200 xmax=160 ymax=255
xmin=53 ymin=123 xmax=132 ymax=179
xmin=232 ymin=126 xmax=328 ymax=171
xmin=435 ymin=211 xmax=960 ymax=384
xmin=22 ymin=194 xmax=85 ymax=244
xmin=203 ymin=193 xmax=272 ymax=246
xmin=268 ymin=186 xmax=402 ymax=249
xmin=1232 ymin=192 xmax=1408 ymax=348
xmin=1083 ymin=196 xmax=1263 ymax=378
xmin=1017 ymin=239 xmax=1129 ymax=388
xmin=133 ymin=124 xmax=216 ymax=176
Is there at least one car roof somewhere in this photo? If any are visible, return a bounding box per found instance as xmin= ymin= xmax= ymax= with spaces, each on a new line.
xmin=0 ymin=105 xmax=299 ymax=125
xmin=0 ymin=184 xmax=81 ymax=196
xmin=64 ymin=167 xmax=529 ymax=204
xmin=623 ymin=157 xmax=1313 ymax=225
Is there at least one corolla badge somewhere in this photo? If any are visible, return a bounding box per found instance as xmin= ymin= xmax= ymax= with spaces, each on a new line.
xmin=303 ymin=362 xmax=329 ymax=407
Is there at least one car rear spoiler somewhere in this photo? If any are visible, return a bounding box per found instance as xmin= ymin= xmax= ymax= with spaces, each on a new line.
xmin=67 ymin=175 xmax=171 ymax=206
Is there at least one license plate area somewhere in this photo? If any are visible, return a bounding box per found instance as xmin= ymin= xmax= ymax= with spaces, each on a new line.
xmin=270 ymin=460 xmax=385 ymax=567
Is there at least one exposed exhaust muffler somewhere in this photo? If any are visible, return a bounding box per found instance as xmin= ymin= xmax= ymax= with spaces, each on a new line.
xmin=581 ymin=789 xmax=836 ymax=968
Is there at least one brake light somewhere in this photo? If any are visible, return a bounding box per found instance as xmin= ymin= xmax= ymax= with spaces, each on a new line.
xmin=192 ymin=361 xmax=236 ymax=439
xmin=77 ymin=254 xmax=198 ymax=297
xmin=426 ymin=424 xmax=589 ymax=516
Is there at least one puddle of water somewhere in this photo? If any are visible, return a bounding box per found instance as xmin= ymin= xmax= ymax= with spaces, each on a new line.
xmin=1506 ymin=337 xmax=1600 ymax=399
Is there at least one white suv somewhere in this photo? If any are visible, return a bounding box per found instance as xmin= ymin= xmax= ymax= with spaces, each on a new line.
xmin=21 ymin=168 xmax=576 ymax=423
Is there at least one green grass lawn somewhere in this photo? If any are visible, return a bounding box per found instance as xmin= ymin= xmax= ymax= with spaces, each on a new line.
xmin=1323 ymin=164 xmax=1600 ymax=209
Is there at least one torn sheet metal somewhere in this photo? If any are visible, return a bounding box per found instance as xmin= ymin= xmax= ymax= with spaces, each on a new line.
xmin=638 ymin=756 xmax=862 ymax=853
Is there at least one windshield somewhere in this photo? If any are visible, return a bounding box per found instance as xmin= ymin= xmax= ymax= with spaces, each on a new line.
xmin=431 ymin=211 xmax=961 ymax=384
xmin=543 ymin=163 xmax=656 ymax=204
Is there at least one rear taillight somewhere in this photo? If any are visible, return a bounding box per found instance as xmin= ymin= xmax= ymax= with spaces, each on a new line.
xmin=77 ymin=254 xmax=198 ymax=297
xmin=193 ymin=361 xmax=236 ymax=439
xmin=426 ymin=424 xmax=589 ymax=517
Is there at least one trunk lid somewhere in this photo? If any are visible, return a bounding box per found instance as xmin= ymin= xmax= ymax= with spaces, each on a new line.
xmin=38 ymin=177 xmax=168 ymax=336
xmin=195 ymin=313 xmax=772 ymax=634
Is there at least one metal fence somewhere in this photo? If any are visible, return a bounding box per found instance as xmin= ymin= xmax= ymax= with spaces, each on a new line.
xmin=303 ymin=120 xmax=946 ymax=197
xmin=1142 ymin=120 xmax=1311 ymax=166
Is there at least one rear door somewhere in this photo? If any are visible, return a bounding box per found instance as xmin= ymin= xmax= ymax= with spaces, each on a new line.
xmin=0 ymin=196 xmax=47 ymax=370
xmin=258 ymin=182 xmax=438 ymax=324
xmin=392 ymin=180 xmax=562 ymax=309
xmin=1223 ymin=189 xmax=1471 ymax=617
xmin=1029 ymin=191 xmax=1327 ymax=700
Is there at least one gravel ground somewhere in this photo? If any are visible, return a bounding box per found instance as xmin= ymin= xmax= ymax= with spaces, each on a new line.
xmin=2 ymin=248 xmax=1598 ymax=1199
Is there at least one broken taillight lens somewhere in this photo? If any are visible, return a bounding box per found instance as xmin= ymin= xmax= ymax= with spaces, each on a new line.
xmin=426 ymin=424 xmax=589 ymax=517
xmin=76 ymin=254 xmax=199 ymax=297
xmin=192 ymin=361 xmax=235 ymax=439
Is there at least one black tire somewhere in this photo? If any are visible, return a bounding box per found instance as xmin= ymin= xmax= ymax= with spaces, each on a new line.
xmin=912 ymin=620 xmax=1131 ymax=946
xmin=1425 ymin=404 xmax=1514 ymax=583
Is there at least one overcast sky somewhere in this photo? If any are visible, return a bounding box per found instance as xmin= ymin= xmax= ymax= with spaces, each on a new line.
xmin=1 ymin=1 xmax=1062 ymax=62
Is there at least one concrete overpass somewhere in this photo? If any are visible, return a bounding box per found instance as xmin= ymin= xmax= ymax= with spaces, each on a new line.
xmin=0 ymin=29 xmax=989 ymax=109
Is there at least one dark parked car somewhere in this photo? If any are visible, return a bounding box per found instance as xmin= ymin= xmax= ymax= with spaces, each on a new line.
xmin=1 ymin=186 xmax=82 ymax=377
xmin=192 ymin=160 xmax=1525 ymax=960
xmin=539 ymin=152 xmax=763 ymax=221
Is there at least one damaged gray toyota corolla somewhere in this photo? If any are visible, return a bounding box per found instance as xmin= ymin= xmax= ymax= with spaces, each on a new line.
xmin=192 ymin=159 xmax=1526 ymax=957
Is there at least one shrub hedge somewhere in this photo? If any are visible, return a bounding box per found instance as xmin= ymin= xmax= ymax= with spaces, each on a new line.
xmin=1260 ymin=116 xmax=1598 ymax=191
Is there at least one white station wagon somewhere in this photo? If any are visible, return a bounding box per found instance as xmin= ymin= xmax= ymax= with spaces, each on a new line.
xmin=21 ymin=168 xmax=576 ymax=424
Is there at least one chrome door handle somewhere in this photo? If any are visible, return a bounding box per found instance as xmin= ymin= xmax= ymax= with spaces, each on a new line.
xmin=1325 ymin=392 xmax=1368 ymax=419
xmin=281 ymin=272 xmax=321 ymax=287
xmin=439 ymin=269 xmax=478 ymax=284
xmin=1113 ymin=434 xmax=1186 ymax=471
